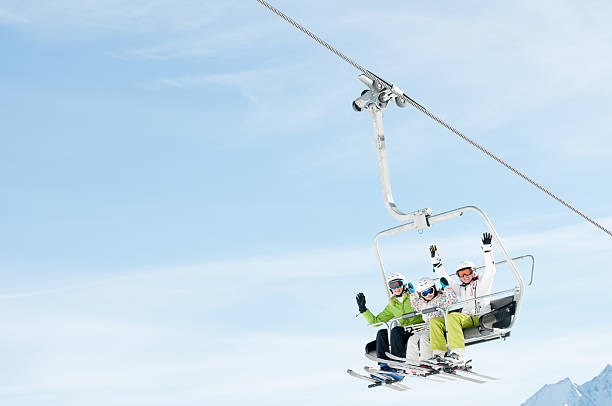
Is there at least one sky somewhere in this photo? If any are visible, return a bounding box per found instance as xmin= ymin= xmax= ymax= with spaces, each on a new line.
xmin=0 ymin=1 xmax=611 ymax=405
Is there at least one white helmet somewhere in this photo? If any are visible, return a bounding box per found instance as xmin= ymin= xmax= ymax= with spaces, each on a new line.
xmin=387 ymin=273 xmax=407 ymax=291
xmin=455 ymin=260 xmax=475 ymax=274
xmin=415 ymin=277 xmax=435 ymax=294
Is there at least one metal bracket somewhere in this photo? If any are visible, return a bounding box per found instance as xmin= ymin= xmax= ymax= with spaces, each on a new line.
xmin=407 ymin=208 xmax=432 ymax=230
xmin=352 ymin=73 xmax=406 ymax=113
xmin=353 ymin=71 xmax=424 ymax=113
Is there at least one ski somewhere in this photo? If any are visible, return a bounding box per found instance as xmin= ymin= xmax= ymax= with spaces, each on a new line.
xmin=419 ymin=359 xmax=487 ymax=384
xmin=346 ymin=369 xmax=408 ymax=391
xmin=460 ymin=369 xmax=498 ymax=380
xmin=383 ymin=352 xmax=455 ymax=381
xmin=370 ymin=353 xmax=484 ymax=383
xmin=362 ymin=365 xmax=447 ymax=383
xmin=366 ymin=353 xmax=488 ymax=383
xmin=365 ymin=353 xmax=456 ymax=381
xmin=362 ymin=366 xmax=413 ymax=390
xmin=366 ymin=353 xmax=433 ymax=373
xmin=447 ymin=364 xmax=498 ymax=381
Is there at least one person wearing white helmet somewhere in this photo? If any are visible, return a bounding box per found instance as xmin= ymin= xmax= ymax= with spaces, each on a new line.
xmin=406 ymin=276 xmax=458 ymax=362
xmin=355 ymin=273 xmax=423 ymax=378
xmin=428 ymin=232 xmax=497 ymax=364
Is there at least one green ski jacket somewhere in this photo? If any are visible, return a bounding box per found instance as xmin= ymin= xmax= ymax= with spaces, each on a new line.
xmin=361 ymin=294 xmax=424 ymax=326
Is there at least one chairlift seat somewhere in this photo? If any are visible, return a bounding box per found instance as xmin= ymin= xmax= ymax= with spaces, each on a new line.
xmin=462 ymin=294 xmax=517 ymax=346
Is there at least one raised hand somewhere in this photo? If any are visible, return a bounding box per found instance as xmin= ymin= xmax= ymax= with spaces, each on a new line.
xmin=481 ymin=232 xmax=493 ymax=253
xmin=356 ymin=292 xmax=367 ymax=313
xmin=407 ymin=282 xmax=415 ymax=294
xmin=439 ymin=277 xmax=449 ymax=289
xmin=429 ymin=245 xmax=442 ymax=268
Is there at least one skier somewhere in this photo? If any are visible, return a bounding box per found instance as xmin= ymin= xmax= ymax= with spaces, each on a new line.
xmin=407 ymin=276 xmax=457 ymax=363
xmin=428 ymin=232 xmax=497 ymax=364
xmin=355 ymin=273 xmax=423 ymax=378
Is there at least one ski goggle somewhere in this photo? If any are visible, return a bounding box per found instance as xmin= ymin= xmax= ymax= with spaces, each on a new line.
xmin=420 ymin=287 xmax=435 ymax=297
xmin=388 ymin=280 xmax=404 ymax=289
xmin=457 ymin=268 xmax=474 ymax=278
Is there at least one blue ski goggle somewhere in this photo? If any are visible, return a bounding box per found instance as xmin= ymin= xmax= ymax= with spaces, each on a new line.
xmin=420 ymin=287 xmax=435 ymax=297
xmin=388 ymin=280 xmax=404 ymax=290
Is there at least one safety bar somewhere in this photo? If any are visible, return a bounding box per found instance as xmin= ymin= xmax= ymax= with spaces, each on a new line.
xmin=397 ymin=255 xmax=534 ymax=290
xmin=474 ymin=254 xmax=535 ymax=288
xmin=385 ymin=287 xmax=515 ymax=326
xmin=438 ymin=255 xmax=535 ymax=288
xmin=446 ymin=288 xmax=517 ymax=312
xmin=387 ymin=307 xmax=437 ymax=324
xmin=387 ymin=312 xmax=419 ymax=325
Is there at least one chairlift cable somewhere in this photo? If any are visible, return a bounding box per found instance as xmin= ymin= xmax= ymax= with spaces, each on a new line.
xmin=254 ymin=0 xmax=375 ymax=82
xmin=255 ymin=0 xmax=612 ymax=239
xmin=408 ymin=102 xmax=612 ymax=239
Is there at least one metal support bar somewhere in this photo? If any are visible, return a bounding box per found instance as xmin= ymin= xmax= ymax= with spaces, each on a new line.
xmin=387 ymin=288 xmax=515 ymax=325
xmin=372 ymin=108 xmax=417 ymax=222
xmin=474 ymin=254 xmax=535 ymax=288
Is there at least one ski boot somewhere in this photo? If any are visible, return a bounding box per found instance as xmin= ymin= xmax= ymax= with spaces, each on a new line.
xmin=444 ymin=352 xmax=467 ymax=368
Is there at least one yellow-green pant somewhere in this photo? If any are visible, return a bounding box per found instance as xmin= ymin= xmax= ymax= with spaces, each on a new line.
xmin=429 ymin=313 xmax=479 ymax=352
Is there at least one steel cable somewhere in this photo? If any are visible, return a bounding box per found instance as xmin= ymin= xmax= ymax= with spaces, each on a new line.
xmin=256 ymin=0 xmax=612 ymax=238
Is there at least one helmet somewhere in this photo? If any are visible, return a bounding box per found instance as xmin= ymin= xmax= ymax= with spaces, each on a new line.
xmin=415 ymin=277 xmax=435 ymax=294
xmin=455 ymin=260 xmax=475 ymax=274
xmin=387 ymin=272 xmax=407 ymax=286
xmin=387 ymin=273 xmax=407 ymax=291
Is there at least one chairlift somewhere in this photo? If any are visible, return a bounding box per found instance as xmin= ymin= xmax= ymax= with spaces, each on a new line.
xmin=354 ymin=72 xmax=536 ymax=349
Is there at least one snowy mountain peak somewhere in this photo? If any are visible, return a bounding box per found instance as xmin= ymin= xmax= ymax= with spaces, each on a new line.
xmin=521 ymin=378 xmax=582 ymax=406
xmin=521 ymin=365 xmax=612 ymax=406
xmin=579 ymin=365 xmax=612 ymax=406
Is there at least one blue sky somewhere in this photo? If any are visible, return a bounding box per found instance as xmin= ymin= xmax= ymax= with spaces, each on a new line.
xmin=1 ymin=1 xmax=611 ymax=405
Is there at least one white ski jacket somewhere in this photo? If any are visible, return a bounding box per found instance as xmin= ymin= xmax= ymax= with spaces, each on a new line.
xmin=434 ymin=249 xmax=496 ymax=316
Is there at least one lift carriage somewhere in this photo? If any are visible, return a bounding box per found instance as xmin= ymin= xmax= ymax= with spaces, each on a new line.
xmin=347 ymin=73 xmax=536 ymax=389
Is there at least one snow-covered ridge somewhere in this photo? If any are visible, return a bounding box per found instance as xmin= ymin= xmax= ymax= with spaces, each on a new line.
xmin=521 ymin=365 xmax=612 ymax=406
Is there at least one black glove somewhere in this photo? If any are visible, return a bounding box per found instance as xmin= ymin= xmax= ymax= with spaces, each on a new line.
xmin=356 ymin=293 xmax=367 ymax=313
xmin=429 ymin=245 xmax=441 ymax=268
xmin=440 ymin=277 xmax=449 ymax=289
xmin=481 ymin=232 xmax=493 ymax=252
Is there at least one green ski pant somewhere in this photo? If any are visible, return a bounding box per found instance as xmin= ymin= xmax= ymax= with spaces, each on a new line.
xmin=429 ymin=313 xmax=480 ymax=352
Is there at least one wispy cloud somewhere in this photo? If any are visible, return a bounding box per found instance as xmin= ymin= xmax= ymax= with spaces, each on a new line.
xmin=154 ymin=61 xmax=348 ymax=141
xmin=110 ymin=19 xmax=279 ymax=60
xmin=0 ymin=274 xmax=133 ymax=300
xmin=0 ymin=8 xmax=27 ymax=23
xmin=502 ymin=216 xmax=612 ymax=253
xmin=2 ymin=214 xmax=609 ymax=302
xmin=0 ymin=1 xmax=237 ymax=32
